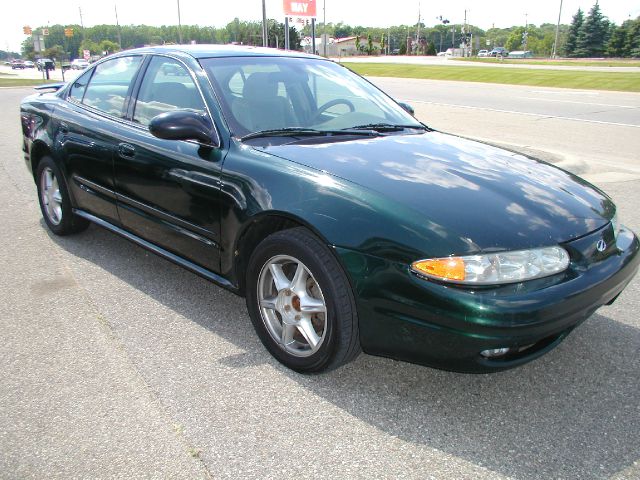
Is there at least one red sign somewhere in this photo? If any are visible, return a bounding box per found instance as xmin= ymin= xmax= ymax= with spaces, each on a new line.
xmin=283 ymin=0 xmax=316 ymax=17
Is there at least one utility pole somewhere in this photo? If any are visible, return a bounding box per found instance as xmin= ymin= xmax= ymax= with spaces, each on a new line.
xmin=177 ymin=0 xmax=183 ymax=43
xmin=552 ymin=0 xmax=564 ymax=58
xmin=78 ymin=5 xmax=85 ymax=47
xmin=463 ymin=9 xmax=467 ymax=56
xmin=284 ymin=16 xmax=290 ymax=50
xmin=416 ymin=1 xmax=421 ymax=54
xmin=322 ymin=0 xmax=327 ymax=56
xmin=262 ymin=0 xmax=268 ymax=47
xmin=523 ymin=12 xmax=528 ymax=50
xmin=115 ymin=4 xmax=122 ymax=48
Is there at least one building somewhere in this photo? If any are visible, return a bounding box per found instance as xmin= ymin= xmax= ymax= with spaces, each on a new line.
xmin=301 ymin=35 xmax=381 ymax=57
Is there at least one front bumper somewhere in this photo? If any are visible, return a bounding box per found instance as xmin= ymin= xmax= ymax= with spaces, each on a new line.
xmin=336 ymin=226 xmax=640 ymax=373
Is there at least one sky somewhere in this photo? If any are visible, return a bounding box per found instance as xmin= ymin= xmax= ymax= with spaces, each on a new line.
xmin=3 ymin=0 xmax=639 ymax=52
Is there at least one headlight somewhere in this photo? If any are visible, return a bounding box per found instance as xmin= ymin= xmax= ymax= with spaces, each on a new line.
xmin=411 ymin=246 xmax=570 ymax=285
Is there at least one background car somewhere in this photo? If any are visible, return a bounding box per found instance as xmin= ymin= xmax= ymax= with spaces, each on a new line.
xmin=23 ymin=60 xmax=35 ymax=68
xmin=19 ymin=45 xmax=639 ymax=374
xmin=36 ymin=58 xmax=55 ymax=71
xmin=477 ymin=49 xmax=489 ymax=57
xmin=10 ymin=60 xmax=26 ymax=69
xmin=509 ymin=50 xmax=534 ymax=58
xmin=70 ymin=58 xmax=89 ymax=70
xmin=489 ymin=47 xmax=509 ymax=57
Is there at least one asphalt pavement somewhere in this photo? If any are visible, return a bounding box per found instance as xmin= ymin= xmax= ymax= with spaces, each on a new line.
xmin=342 ymin=55 xmax=640 ymax=72
xmin=371 ymin=77 xmax=640 ymax=183
xmin=1 ymin=84 xmax=639 ymax=480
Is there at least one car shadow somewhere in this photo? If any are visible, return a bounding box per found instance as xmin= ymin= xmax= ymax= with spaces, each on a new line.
xmin=47 ymin=222 xmax=640 ymax=480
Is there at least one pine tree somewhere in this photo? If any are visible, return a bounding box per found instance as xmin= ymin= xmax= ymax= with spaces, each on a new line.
xmin=565 ymin=8 xmax=584 ymax=56
xmin=606 ymin=23 xmax=629 ymax=57
xmin=574 ymin=2 xmax=608 ymax=57
xmin=626 ymin=18 xmax=640 ymax=58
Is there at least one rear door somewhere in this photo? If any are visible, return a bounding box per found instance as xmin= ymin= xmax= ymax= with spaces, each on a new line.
xmin=113 ymin=55 xmax=225 ymax=273
xmin=55 ymin=55 xmax=143 ymax=224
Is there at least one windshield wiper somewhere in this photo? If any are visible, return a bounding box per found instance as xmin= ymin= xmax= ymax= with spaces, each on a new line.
xmin=345 ymin=123 xmax=428 ymax=132
xmin=240 ymin=127 xmax=379 ymax=141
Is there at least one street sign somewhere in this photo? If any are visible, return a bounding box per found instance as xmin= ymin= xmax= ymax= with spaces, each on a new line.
xmin=33 ymin=35 xmax=45 ymax=53
xmin=23 ymin=26 xmax=32 ymax=35
xmin=64 ymin=28 xmax=74 ymax=37
xmin=83 ymin=50 xmax=90 ymax=60
xmin=283 ymin=0 xmax=316 ymax=17
xmin=42 ymin=28 xmax=49 ymax=36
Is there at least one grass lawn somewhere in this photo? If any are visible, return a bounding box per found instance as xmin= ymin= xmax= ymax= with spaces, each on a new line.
xmin=342 ymin=63 xmax=640 ymax=92
xmin=0 ymin=78 xmax=58 ymax=87
xmin=452 ymin=58 xmax=640 ymax=67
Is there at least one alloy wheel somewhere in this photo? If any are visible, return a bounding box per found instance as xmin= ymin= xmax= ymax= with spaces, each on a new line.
xmin=257 ymin=255 xmax=328 ymax=357
xmin=40 ymin=167 xmax=63 ymax=225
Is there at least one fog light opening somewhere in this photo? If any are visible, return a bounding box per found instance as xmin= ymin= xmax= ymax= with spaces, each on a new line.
xmin=480 ymin=347 xmax=512 ymax=358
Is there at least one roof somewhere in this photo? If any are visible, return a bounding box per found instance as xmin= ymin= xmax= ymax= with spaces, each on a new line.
xmin=335 ymin=36 xmax=358 ymax=43
xmin=124 ymin=44 xmax=318 ymax=60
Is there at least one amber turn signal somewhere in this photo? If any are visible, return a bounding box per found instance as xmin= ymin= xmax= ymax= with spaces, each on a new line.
xmin=411 ymin=257 xmax=466 ymax=281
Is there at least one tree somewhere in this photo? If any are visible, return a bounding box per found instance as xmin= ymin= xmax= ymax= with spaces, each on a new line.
xmin=606 ymin=23 xmax=629 ymax=57
xmin=99 ymin=40 xmax=120 ymax=54
xmin=565 ymin=8 xmax=584 ymax=56
xmin=333 ymin=22 xmax=352 ymax=39
xmin=43 ymin=45 xmax=65 ymax=61
xmin=380 ymin=35 xmax=386 ymax=54
xmin=426 ymin=42 xmax=436 ymax=56
xmin=79 ymin=39 xmax=100 ymax=56
xmin=574 ymin=2 xmax=609 ymax=57
xmin=366 ymin=34 xmax=374 ymax=55
xmin=505 ymin=27 xmax=523 ymax=51
xmin=626 ymin=17 xmax=640 ymax=57
xmin=355 ymin=35 xmax=361 ymax=53
xmin=399 ymin=38 xmax=407 ymax=55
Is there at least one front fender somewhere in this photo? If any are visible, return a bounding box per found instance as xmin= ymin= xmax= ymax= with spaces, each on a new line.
xmin=218 ymin=140 xmax=476 ymax=279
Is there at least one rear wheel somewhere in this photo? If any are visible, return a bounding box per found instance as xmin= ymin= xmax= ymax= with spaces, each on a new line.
xmin=245 ymin=227 xmax=360 ymax=373
xmin=36 ymin=156 xmax=89 ymax=235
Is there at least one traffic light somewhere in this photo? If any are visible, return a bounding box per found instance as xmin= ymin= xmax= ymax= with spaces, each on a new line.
xmin=64 ymin=28 xmax=74 ymax=37
xmin=23 ymin=26 xmax=32 ymax=35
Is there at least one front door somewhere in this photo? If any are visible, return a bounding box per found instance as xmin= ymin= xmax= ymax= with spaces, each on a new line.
xmin=114 ymin=55 xmax=224 ymax=273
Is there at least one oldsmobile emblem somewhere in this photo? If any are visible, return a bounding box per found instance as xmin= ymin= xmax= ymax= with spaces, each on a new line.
xmin=596 ymin=239 xmax=607 ymax=252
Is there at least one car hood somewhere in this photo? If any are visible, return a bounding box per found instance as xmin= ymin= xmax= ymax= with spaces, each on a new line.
xmin=260 ymin=131 xmax=614 ymax=252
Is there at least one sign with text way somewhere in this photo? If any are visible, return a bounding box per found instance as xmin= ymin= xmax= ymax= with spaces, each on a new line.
xmin=283 ymin=0 xmax=316 ymax=17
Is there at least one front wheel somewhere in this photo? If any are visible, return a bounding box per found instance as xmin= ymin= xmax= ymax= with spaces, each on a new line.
xmin=36 ymin=156 xmax=89 ymax=235
xmin=245 ymin=227 xmax=360 ymax=373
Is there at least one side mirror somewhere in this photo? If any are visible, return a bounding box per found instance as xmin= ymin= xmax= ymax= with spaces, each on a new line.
xmin=149 ymin=110 xmax=219 ymax=146
xmin=398 ymin=102 xmax=415 ymax=116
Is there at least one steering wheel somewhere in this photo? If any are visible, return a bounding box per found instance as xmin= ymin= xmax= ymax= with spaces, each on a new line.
xmin=310 ymin=98 xmax=355 ymax=123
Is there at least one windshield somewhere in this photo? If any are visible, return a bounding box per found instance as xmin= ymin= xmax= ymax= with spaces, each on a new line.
xmin=200 ymin=56 xmax=422 ymax=137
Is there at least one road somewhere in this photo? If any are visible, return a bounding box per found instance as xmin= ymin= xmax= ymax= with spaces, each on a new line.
xmin=1 ymin=84 xmax=639 ymax=480
xmin=371 ymin=76 xmax=640 ymax=183
xmin=341 ymin=55 xmax=640 ymax=72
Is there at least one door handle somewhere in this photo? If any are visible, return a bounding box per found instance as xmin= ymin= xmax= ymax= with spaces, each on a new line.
xmin=118 ymin=143 xmax=135 ymax=158
xmin=59 ymin=122 xmax=69 ymax=134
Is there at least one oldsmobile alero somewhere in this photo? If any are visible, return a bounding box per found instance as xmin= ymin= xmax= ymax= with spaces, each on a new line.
xmin=20 ymin=45 xmax=639 ymax=373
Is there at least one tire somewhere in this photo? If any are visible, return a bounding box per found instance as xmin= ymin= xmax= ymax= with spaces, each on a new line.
xmin=245 ymin=227 xmax=360 ymax=373
xmin=36 ymin=156 xmax=89 ymax=236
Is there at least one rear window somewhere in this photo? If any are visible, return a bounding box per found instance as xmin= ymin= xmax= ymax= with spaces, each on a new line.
xmin=82 ymin=56 xmax=142 ymax=117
